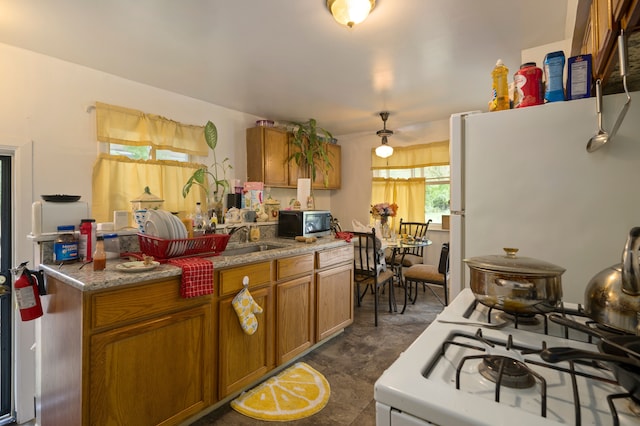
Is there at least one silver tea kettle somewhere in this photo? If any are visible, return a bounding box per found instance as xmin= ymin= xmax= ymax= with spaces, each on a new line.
xmin=584 ymin=227 xmax=640 ymax=334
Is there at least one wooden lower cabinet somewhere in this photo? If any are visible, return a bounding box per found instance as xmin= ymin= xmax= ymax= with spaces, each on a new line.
xmin=39 ymin=276 xmax=214 ymax=426
xmin=276 ymin=274 xmax=315 ymax=365
xmin=315 ymin=245 xmax=354 ymax=341
xmin=217 ymin=285 xmax=275 ymax=398
xmin=39 ymin=244 xmax=353 ymax=426
xmin=88 ymin=304 xmax=212 ymax=425
xmin=316 ymin=263 xmax=354 ymax=340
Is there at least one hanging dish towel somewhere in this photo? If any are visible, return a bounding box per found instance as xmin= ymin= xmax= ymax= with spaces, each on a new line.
xmin=232 ymin=276 xmax=263 ymax=335
xmin=168 ymin=257 xmax=214 ymax=298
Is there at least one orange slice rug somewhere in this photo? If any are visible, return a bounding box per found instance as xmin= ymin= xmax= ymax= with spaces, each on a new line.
xmin=230 ymin=362 xmax=331 ymax=421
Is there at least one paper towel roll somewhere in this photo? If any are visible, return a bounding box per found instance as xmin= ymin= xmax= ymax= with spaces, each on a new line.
xmin=296 ymin=179 xmax=311 ymax=210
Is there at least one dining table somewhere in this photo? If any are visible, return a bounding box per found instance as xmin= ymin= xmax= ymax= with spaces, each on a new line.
xmin=381 ymin=237 xmax=432 ymax=314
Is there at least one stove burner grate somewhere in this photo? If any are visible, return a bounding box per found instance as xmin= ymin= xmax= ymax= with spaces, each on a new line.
xmin=478 ymin=355 xmax=536 ymax=389
xmin=498 ymin=311 xmax=540 ymax=326
xmin=441 ymin=330 xmax=635 ymax=424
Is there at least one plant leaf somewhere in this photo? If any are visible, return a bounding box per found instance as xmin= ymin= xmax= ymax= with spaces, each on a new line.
xmin=204 ymin=121 xmax=218 ymax=150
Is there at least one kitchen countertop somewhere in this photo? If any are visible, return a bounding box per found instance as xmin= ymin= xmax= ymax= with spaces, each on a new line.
xmin=40 ymin=237 xmax=348 ymax=292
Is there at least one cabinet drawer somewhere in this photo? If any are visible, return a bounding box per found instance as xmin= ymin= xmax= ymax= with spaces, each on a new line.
xmin=277 ymin=254 xmax=314 ymax=280
xmin=218 ymin=261 xmax=272 ymax=297
xmin=316 ymin=245 xmax=353 ymax=269
xmin=90 ymin=278 xmax=210 ymax=330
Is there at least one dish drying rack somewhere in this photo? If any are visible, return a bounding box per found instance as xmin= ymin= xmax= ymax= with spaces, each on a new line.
xmin=123 ymin=233 xmax=231 ymax=263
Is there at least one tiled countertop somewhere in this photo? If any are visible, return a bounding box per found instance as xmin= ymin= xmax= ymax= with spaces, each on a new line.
xmin=40 ymin=237 xmax=348 ymax=292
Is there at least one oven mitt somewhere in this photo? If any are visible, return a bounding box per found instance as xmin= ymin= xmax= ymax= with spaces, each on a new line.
xmin=232 ymin=276 xmax=263 ymax=335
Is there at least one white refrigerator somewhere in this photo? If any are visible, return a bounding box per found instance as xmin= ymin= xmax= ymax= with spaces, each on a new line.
xmin=449 ymin=91 xmax=640 ymax=304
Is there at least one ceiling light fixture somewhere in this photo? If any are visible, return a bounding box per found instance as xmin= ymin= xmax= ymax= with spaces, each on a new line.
xmin=375 ymin=136 xmax=394 ymax=158
xmin=375 ymin=111 xmax=394 ymax=158
xmin=326 ymin=0 xmax=376 ymax=28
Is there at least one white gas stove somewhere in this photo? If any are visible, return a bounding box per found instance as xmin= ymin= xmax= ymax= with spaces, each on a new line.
xmin=375 ymin=289 xmax=639 ymax=425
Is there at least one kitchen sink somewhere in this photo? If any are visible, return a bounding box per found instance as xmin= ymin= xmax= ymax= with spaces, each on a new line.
xmin=220 ymin=243 xmax=288 ymax=257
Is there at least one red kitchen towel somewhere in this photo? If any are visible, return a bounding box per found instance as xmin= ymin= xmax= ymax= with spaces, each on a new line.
xmin=168 ymin=257 xmax=214 ymax=298
xmin=335 ymin=231 xmax=354 ymax=242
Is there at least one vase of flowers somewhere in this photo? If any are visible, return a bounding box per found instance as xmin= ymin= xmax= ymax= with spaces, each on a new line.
xmin=371 ymin=202 xmax=398 ymax=238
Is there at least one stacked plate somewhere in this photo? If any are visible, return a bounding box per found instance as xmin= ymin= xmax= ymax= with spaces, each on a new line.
xmin=144 ymin=210 xmax=189 ymax=257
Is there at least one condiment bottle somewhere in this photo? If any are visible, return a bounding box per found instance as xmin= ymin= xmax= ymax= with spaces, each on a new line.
xmin=79 ymin=219 xmax=96 ymax=261
xmin=93 ymin=236 xmax=107 ymax=271
xmin=490 ymin=59 xmax=510 ymax=111
xmin=193 ymin=202 xmax=207 ymax=235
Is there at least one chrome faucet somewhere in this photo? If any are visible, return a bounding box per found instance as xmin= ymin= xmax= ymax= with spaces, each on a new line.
xmin=228 ymin=225 xmax=249 ymax=243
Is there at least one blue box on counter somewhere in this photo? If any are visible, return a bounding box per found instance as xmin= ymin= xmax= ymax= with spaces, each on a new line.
xmin=567 ymin=54 xmax=592 ymax=100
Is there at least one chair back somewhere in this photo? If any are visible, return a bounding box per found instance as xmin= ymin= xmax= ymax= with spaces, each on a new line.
xmin=438 ymin=243 xmax=450 ymax=276
xmin=398 ymin=218 xmax=432 ymax=257
xmin=351 ymin=228 xmax=382 ymax=280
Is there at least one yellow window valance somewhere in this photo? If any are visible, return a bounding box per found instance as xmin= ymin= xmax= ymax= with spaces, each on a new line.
xmin=371 ymin=141 xmax=449 ymax=170
xmin=95 ymin=102 xmax=208 ymax=156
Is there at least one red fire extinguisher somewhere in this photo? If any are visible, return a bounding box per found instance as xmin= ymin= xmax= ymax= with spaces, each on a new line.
xmin=13 ymin=262 xmax=44 ymax=321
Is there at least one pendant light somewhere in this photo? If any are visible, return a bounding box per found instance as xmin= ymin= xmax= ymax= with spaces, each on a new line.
xmin=375 ymin=137 xmax=393 ymax=158
xmin=326 ymin=0 xmax=376 ymax=28
xmin=375 ymin=112 xmax=394 ymax=158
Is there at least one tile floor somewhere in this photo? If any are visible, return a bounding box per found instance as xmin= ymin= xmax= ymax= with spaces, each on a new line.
xmin=188 ymin=284 xmax=446 ymax=425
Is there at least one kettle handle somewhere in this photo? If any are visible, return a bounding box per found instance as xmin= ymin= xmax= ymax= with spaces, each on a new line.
xmin=621 ymin=227 xmax=640 ymax=296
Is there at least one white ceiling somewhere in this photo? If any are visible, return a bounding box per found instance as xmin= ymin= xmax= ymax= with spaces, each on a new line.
xmin=0 ymin=0 xmax=575 ymax=140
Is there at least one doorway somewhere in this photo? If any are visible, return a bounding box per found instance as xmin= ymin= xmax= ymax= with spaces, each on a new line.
xmin=0 ymin=154 xmax=14 ymax=423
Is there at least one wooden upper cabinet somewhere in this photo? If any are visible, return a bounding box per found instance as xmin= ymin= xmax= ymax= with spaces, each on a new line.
xmin=313 ymin=143 xmax=341 ymax=190
xmin=287 ymin=140 xmax=341 ymax=190
xmin=578 ymin=0 xmax=639 ymax=84
xmin=246 ymin=126 xmax=289 ymax=187
xmin=247 ymin=126 xmax=341 ymax=190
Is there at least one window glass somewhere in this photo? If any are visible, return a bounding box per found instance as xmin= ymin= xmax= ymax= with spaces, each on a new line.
xmin=109 ymin=143 xmax=151 ymax=160
xmin=157 ymin=149 xmax=189 ymax=162
xmin=374 ymin=165 xmax=450 ymax=224
xmin=108 ymin=144 xmax=189 ymax=162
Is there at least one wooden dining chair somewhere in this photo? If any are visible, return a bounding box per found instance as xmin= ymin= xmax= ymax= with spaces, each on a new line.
xmin=351 ymin=228 xmax=396 ymax=326
xmin=402 ymin=242 xmax=449 ymax=312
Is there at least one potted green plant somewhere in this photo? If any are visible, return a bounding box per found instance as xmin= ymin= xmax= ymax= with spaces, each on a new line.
xmin=288 ymin=118 xmax=334 ymax=187
xmin=182 ymin=120 xmax=232 ymax=220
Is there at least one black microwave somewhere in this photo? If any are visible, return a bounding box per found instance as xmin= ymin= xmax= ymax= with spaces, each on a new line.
xmin=278 ymin=210 xmax=332 ymax=238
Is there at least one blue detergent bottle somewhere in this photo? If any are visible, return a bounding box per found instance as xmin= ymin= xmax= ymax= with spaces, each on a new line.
xmin=544 ymin=51 xmax=566 ymax=102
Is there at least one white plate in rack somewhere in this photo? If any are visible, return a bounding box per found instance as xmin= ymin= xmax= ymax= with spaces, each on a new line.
xmin=144 ymin=210 xmax=172 ymax=239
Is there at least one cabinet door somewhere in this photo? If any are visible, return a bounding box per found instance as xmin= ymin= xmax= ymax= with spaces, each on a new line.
xmin=312 ymin=143 xmax=341 ymax=190
xmin=246 ymin=127 xmax=289 ymax=187
xmin=593 ymin=0 xmax=618 ymax=77
xmin=277 ymin=275 xmax=315 ymax=365
xmin=289 ymin=143 xmax=342 ymax=190
xmin=218 ymin=285 xmax=274 ymax=398
xmin=316 ymin=263 xmax=354 ymax=341
xmin=88 ymin=304 xmax=213 ymax=426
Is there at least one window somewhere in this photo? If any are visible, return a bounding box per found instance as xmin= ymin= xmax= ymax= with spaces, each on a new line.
xmin=92 ymin=102 xmax=208 ymax=222
xmin=108 ymin=143 xmax=189 ymax=162
xmin=373 ymin=165 xmax=450 ymax=224
xmin=371 ymin=142 xmax=450 ymax=225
